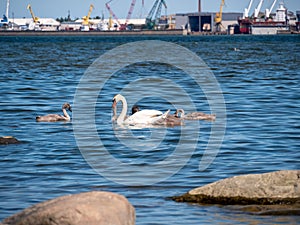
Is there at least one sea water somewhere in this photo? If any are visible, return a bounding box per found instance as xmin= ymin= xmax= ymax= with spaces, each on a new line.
xmin=0 ymin=35 xmax=299 ymax=224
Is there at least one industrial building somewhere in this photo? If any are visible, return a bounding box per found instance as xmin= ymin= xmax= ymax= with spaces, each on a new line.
xmin=173 ymin=0 xmax=242 ymax=33
xmin=0 ymin=0 xmax=299 ymax=34
xmin=174 ymin=12 xmax=242 ymax=32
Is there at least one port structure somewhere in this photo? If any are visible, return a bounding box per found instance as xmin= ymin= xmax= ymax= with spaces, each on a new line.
xmin=80 ymin=4 xmax=94 ymax=31
xmin=82 ymin=4 xmax=94 ymax=26
xmin=214 ymin=0 xmax=225 ymax=32
xmin=265 ymin=0 xmax=277 ymax=19
xmin=145 ymin=0 xmax=167 ymax=29
xmin=254 ymin=0 xmax=264 ymax=18
xmin=243 ymin=0 xmax=253 ymax=19
xmin=27 ymin=4 xmax=39 ymax=24
xmin=243 ymin=0 xmax=277 ymax=20
xmin=26 ymin=3 xmax=42 ymax=30
xmin=0 ymin=0 xmax=9 ymax=27
xmin=105 ymin=0 xmax=137 ymax=30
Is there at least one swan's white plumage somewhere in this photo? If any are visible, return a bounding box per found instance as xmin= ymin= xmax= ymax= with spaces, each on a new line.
xmin=112 ymin=94 xmax=169 ymax=126
xmin=124 ymin=109 xmax=164 ymax=124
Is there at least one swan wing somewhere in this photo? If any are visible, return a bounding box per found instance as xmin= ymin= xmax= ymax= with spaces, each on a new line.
xmin=124 ymin=109 xmax=163 ymax=125
xmin=150 ymin=109 xmax=170 ymax=124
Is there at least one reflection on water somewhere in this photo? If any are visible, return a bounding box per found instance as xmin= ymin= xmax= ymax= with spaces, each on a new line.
xmin=0 ymin=35 xmax=299 ymax=224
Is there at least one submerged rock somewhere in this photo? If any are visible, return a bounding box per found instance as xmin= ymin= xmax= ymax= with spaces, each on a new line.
xmin=172 ymin=170 xmax=300 ymax=215
xmin=2 ymin=191 xmax=135 ymax=225
xmin=225 ymin=204 xmax=300 ymax=215
xmin=0 ymin=136 xmax=20 ymax=145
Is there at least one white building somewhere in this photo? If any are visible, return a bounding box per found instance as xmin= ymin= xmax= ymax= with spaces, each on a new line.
xmin=8 ymin=18 xmax=60 ymax=31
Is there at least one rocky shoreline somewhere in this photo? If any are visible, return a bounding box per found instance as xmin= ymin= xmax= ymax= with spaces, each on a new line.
xmin=1 ymin=170 xmax=299 ymax=224
xmin=172 ymin=170 xmax=300 ymax=215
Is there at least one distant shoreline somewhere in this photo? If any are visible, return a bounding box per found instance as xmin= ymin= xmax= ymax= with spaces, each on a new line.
xmin=1 ymin=30 xmax=298 ymax=37
xmin=0 ymin=30 xmax=228 ymax=36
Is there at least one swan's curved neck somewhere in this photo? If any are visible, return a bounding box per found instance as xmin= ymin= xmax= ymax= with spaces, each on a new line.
xmin=176 ymin=109 xmax=185 ymax=118
xmin=112 ymin=105 xmax=117 ymax=121
xmin=117 ymin=95 xmax=127 ymax=124
xmin=179 ymin=109 xmax=185 ymax=117
xmin=62 ymin=108 xmax=71 ymax=120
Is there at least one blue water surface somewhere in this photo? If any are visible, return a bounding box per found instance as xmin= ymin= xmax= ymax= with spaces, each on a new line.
xmin=0 ymin=35 xmax=299 ymax=224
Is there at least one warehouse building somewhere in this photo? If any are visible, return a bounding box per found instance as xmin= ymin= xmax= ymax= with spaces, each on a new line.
xmin=174 ymin=12 xmax=242 ymax=32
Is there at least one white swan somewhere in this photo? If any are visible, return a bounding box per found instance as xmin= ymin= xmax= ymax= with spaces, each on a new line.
xmin=112 ymin=94 xmax=169 ymax=125
xmin=36 ymin=103 xmax=72 ymax=122
xmin=175 ymin=109 xmax=216 ymax=121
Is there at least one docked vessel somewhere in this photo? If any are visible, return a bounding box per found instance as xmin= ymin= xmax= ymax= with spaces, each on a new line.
xmin=238 ymin=0 xmax=293 ymax=35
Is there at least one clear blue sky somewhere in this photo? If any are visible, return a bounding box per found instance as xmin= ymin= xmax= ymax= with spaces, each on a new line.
xmin=1 ymin=0 xmax=299 ymax=19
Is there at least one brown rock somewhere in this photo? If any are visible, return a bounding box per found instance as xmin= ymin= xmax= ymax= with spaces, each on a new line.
xmin=0 ymin=136 xmax=20 ymax=145
xmin=188 ymin=170 xmax=300 ymax=199
xmin=225 ymin=204 xmax=300 ymax=215
xmin=2 ymin=191 xmax=135 ymax=225
xmin=172 ymin=170 xmax=300 ymax=215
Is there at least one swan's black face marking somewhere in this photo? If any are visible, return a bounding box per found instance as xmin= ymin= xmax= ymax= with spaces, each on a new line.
xmin=112 ymin=99 xmax=117 ymax=108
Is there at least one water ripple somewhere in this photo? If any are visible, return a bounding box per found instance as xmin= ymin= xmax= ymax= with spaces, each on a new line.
xmin=0 ymin=35 xmax=299 ymax=224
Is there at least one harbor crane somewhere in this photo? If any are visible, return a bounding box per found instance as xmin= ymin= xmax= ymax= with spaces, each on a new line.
xmin=254 ymin=0 xmax=264 ymax=18
xmin=145 ymin=0 xmax=167 ymax=30
xmin=82 ymin=4 xmax=94 ymax=26
xmin=214 ymin=0 xmax=225 ymax=32
xmin=126 ymin=0 xmax=137 ymax=26
xmin=27 ymin=4 xmax=39 ymax=24
xmin=0 ymin=0 xmax=9 ymax=26
xmin=106 ymin=0 xmax=122 ymax=29
xmin=265 ymin=0 xmax=277 ymax=19
xmin=243 ymin=0 xmax=253 ymax=19
xmin=80 ymin=4 xmax=94 ymax=31
xmin=105 ymin=0 xmax=137 ymax=30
